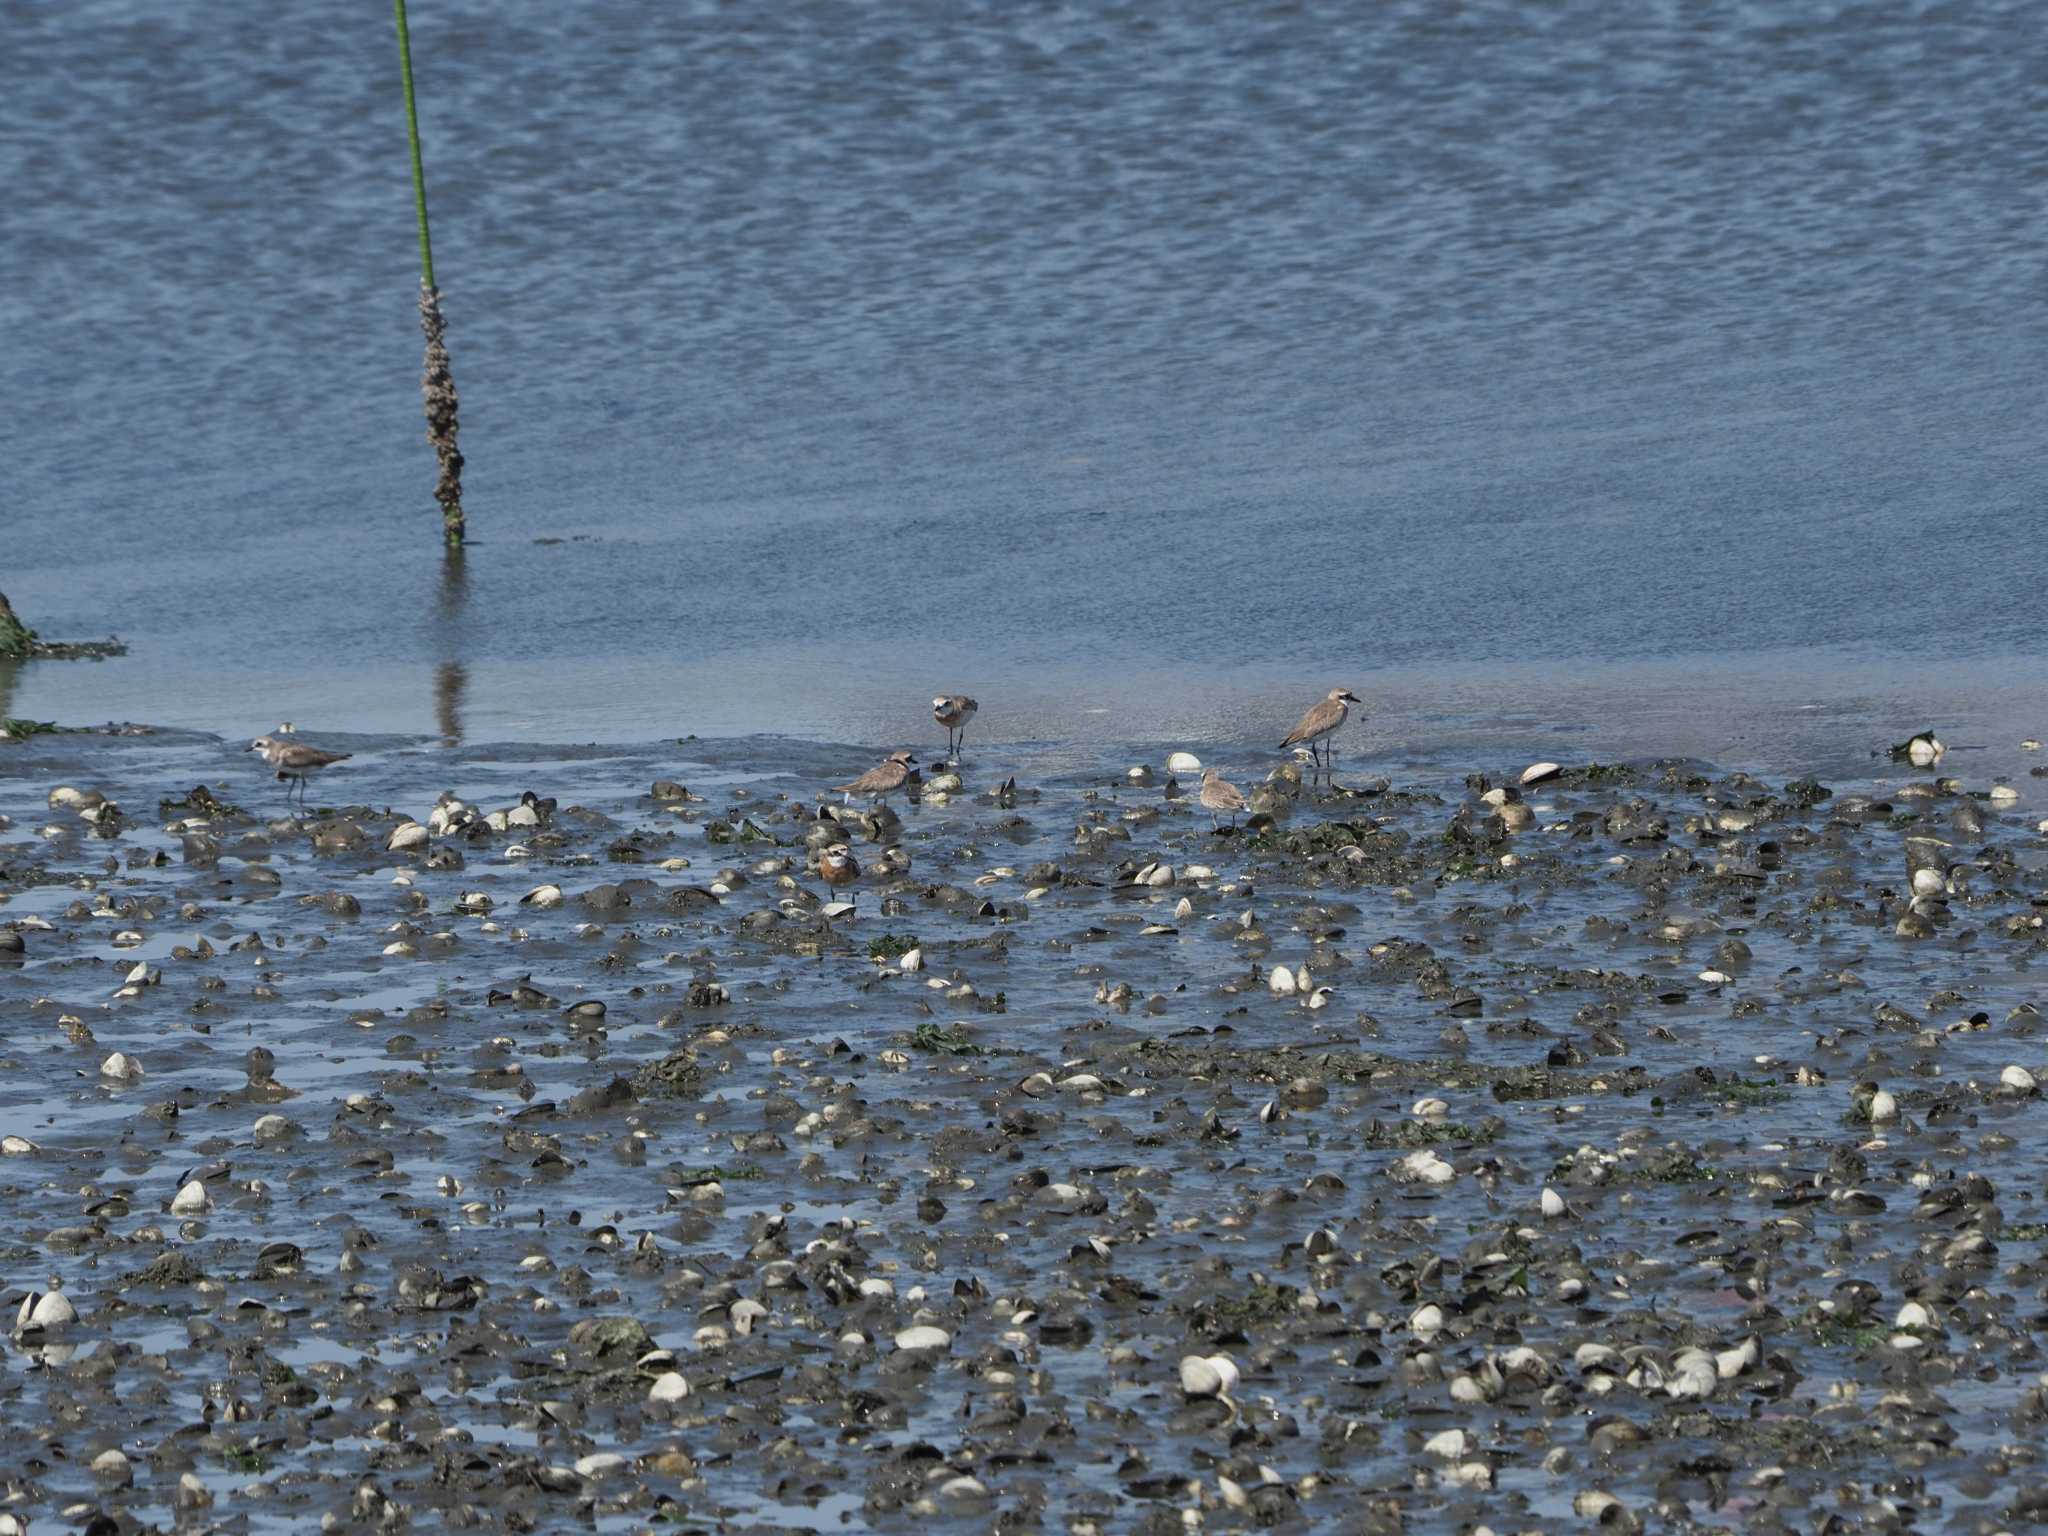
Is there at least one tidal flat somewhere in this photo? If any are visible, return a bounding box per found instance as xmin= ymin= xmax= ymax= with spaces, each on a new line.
xmin=1 ymin=726 xmax=2045 ymax=1534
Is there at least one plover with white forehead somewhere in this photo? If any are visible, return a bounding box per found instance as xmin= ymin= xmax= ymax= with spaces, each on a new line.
xmin=1198 ymin=767 xmax=1247 ymax=830
xmin=248 ymin=735 xmax=351 ymax=810
xmin=1278 ymin=688 xmax=1360 ymax=778
xmin=932 ymin=695 xmax=978 ymax=761
xmin=831 ymin=750 xmax=918 ymax=805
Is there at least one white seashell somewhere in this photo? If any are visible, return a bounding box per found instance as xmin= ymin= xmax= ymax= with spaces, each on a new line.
xmin=1540 ymin=1187 xmax=1568 ymax=1219
xmin=16 ymin=1289 xmax=77 ymax=1331
xmin=1178 ymin=1353 xmax=1240 ymax=1397
xmin=647 ymin=1371 xmax=691 ymax=1403
xmin=1 ymin=1135 xmax=40 ymax=1156
xmin=1895 ymin=1301 xmax=1933 ymax=1330
xmin=1422 ymin=1428 xmax=1469 ymax=1460
xmin=1868 ymin=1088 xmax=1899 ymax=1122
xmin=1907 ymin=734 xmax=1944 ymax=767
xmin=1911 ymin=867 xmax=1945 ymax=895
xmin=1715 ymin=1337 xmax=1758 ymax=1378
xmin=522 ymin=884 xmax=564 ymax=909
xmin=1267 ymin=966 xmax=1297 ymax=996
xmin=729 ymin=1299 xmax=769 ymax=1336
xmin=1520 ymin=762 xmax=1562 ymax=786
xmin=1057 ymin=1074 xmax=1105 ymax=1094
xmin=1166 ymin=752 xmax=1202 ymax=775
xmin=99 ymin=1051 xmax=143 ymax=1082
xmin=1409 ymin=1303 xmax=1445 ymax=1342
xmin=894 ymin=1325 xmax=951 ymax=1352
xmin=1397 ymin=1150 xmax=1456 ymax=1185
xmin=1697 ymin=969 xmax=1729 ymax=985
xmin=1445 ymin=1461 xmax=1493 ymax=1489
xmin=1411 ymin=1097 xmax=1449 ymax=1119
xmin=1294 ymin=964 xmax=1311 ymax=992
xmin=506 ymin=802 xmax=541 ymax=827
xmin=91 ymin=1448 xmax=132 ymax=1485
xmin=574 ymin=1452 xmax=626 ymax=1479
xmin=1990 ymin=784 xmax=2019 ymax=804
xmin=858 ymin=1277 xmax=895 ymax=1299
xmin=1666 ymin=1353 xmax=1719 ymax=1399
xmin=821 ymin=901 xmax=857 ymax=918
xmin=252 ymin=1114 xmax=295 ymax=1141
xmin=2001 ymin=1065 xmax=2037 ymax=1092
xmin=898 ymin=947 xmax=923 ymax=972
xmin=170 ymin=1179 xmax=213 ymax=1216
xmin=387 ymin=821 xmax=429 ymax=851
xmin=1173 ymin=896 xmax=1193 ymax=920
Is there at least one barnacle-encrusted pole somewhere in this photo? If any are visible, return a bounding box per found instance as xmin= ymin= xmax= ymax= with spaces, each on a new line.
xmin=393 ymin=0 xmax=465 ymax=547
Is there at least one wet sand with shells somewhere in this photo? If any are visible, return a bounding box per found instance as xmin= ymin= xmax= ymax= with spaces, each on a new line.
xmin=2 ymin=725 xmax=2046 ymax=1534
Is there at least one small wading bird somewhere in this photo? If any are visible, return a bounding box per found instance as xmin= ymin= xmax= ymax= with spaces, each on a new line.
xmin=817 ymin=843 xmax=860 ymax=908
xmin=1199 ymin=767 xmax=1247 ymax=830
xmin=932 ymin=695 xmax=978 ymax=761
xmin=1278 ymin=688 xmax=1361 ymax=779
xmin=248 ymin=735 xmax=351 ymax=810
xmin=831 ymin=750 xmax=918 ymax=804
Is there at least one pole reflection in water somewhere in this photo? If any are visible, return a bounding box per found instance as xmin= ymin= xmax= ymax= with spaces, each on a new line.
xmin=434 ymin=546 xmax=468 ymax=747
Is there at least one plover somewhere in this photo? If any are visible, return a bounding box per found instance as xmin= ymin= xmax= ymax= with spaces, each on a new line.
xmin=1198 ymin=768 xmax=1247 ymax=830
xmin=248 ymin=735 xmax=352 ymax=809
xmin=831 ymin=750 xmax=918 ymax=804
xmin=1278 ymin=688 xmax=1360 ymax=777
xmin=817 ymin=843 xmax=860 ymax=907
xmin=932 ymin=695 xmax=978 ymax=760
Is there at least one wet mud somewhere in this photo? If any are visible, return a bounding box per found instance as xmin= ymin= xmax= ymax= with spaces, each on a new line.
xmin=1 ymin=727 xmax=2045 ymax=1534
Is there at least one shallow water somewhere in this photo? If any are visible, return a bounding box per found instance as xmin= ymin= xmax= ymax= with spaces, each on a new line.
xmin=5 ymin=0 xmax=2046 ymax=748
xmin=1 ymin=726 xmax=2045 ymax=1530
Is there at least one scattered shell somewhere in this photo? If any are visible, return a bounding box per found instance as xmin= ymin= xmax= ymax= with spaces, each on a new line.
xmin=1178 ymin=1353 xmax=1240 ymax=1397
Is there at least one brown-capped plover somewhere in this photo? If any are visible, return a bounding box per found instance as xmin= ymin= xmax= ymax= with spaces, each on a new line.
xmin=831 ymin=750 xmax=918 ymax=804
xmin=932 ymin=695 xmax=978 ymax=760
xmin=248 ymin=735 xmax=351 ymax=809
xmin=817 ymin=843 xmax=860 ymax=907
xmin=1278 ymin=688 xmax=1360 ymax=777
xmin=1198 ymin=768 xmax=1247 ymax=830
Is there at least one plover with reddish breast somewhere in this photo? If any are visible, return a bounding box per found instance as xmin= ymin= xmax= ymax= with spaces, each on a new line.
xmin=248 ymin=735 xmax=352 ymax=809
xmin=817 ymin=843 xmax=860 ymax=908
xmin=1198 ymin=767 xmax=1247 ymax=830
xmin=831 ymin=750 xmax=918 ymax=805
xmin=1278 ymin=688 xmax=1360 ymax=778
xmin=932 ymin=695 xmax=978 ymax=761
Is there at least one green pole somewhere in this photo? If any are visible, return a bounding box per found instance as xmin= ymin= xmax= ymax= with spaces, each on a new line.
xmin=393 ymin=0 xmax=435 ymax=289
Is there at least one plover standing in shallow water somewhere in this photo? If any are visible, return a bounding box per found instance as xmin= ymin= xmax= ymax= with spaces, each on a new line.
xmin=817 ymin=843 xmax=860 ymax=908
xmin=1278 ymin=688 xmax=1360 ymax=778
xmin=1198 ymin=768 xmax=1247 ymax=830
xmin=831 ymin=750 xmax=918 ymax=804
xmin=932 ymin=695 xmax=978 ymax=760
xmin=248 ymin=735 xmax=352 ymax=810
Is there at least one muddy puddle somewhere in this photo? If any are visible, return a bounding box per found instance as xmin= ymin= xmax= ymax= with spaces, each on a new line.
xmin=1 ymin=724 xmax=2044 ymax=1534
